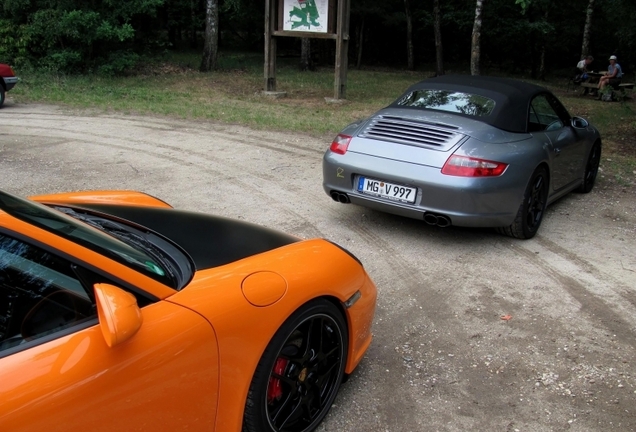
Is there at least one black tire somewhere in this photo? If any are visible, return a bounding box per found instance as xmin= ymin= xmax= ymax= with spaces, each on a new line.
xmin=243 ymin=299 xmax=348 ymax=432
xmin=497 ymin=166 xmax=549 ymax=239
xmin=0 ymin=85 xmax=5 ymax=108
xmin=576 ymin=141 xmax=601 ymax=193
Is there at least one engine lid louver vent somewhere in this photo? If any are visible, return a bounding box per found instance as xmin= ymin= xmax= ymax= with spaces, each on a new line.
xmin=359 ymin=116 xmax=464 ymax=151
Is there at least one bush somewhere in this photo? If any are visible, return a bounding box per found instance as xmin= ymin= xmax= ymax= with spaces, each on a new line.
xmin=97 ymin=51 xmax=141 ymax=76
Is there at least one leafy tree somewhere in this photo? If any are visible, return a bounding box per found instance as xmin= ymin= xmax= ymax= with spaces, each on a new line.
xmin=1 ymin=0 xmax=164 ymax=73
xmin=1 ymin=0 xmax=634 ymax=78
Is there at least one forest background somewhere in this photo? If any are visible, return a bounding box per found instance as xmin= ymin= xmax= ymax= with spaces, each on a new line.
xmin=1 ymin=0 xmax=635 ymax=190
xmin=1 ymin=0 xmax=635 ymax=78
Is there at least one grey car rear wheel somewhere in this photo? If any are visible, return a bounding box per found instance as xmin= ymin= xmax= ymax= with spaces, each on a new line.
xmin=497 ymin=166 xmax=549 ymax=239
xmin=576 ymin=141 xmax=601 ymax=193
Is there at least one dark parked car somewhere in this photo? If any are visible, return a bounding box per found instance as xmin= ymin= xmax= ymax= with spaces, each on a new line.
xmin=0 ymin=64 xmax=19 ymax=108
xmin=323 ymin=75 xmax=601 ymax=239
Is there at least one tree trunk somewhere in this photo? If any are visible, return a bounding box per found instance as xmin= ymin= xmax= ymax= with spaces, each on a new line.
xmin=300 ymin=38 xmax=312 ymax=71
xmin=433 ymin=0 xmax=444 ymax=76
xmin=190 ymin=0 xmax=198 ymax=48
xmin=538 ymin=45 xmax=546 ymax=80
xmin=470 ymin=0 xmax=485 ymax=76
xmin=200 ymin=0 xmax=219 ymax=72
xmin=404 ymin=0 xmax=414 ymax=70
xmin=538 ymin=10 xmax=549 ymax=80
xmin=356 ymin=16 xmax=365 ymax=69
xmin=580 ymin=0 xmax=594 ymax=58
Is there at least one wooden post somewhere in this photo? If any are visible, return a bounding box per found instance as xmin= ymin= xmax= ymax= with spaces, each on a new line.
xmin=264 ymin=0 xmax=277 ymax=91
xmin=334 ymin=0 xmax=350 ymax=99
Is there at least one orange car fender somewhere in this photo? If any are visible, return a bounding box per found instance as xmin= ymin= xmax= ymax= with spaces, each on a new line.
xmin=29 ymin=190 xmax=173 ymax=208
xmin=0 ymin=301 xmax=219 ymax=432
xmin=167 ymin=239 xmax=376 ymax=432
xmin=0 ymin=214 xmax=176 ymax=300
xmin=342 ymin=272 xmax=377 ymax=369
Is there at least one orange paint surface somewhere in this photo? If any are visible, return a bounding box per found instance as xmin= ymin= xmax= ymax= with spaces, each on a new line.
xmin=0 ymin=191 xmax=377 ymax=432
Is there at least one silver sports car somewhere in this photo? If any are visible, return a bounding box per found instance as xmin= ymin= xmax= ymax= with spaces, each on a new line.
xmin=323 ymin=75 xmax=601 ymax=239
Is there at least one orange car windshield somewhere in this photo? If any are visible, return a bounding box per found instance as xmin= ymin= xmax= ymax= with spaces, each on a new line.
xmin=0 ymin=191 xmax=183 ymax=288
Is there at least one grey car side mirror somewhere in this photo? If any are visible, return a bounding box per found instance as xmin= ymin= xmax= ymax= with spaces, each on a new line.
xmin=571 ymin=116 xmax=589 ymax=128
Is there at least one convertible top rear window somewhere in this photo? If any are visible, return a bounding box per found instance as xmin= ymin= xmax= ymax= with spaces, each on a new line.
xmin=395 ymin=89 xmax=496 ymax=117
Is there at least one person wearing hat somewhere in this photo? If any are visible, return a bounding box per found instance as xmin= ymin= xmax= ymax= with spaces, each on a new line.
xmin=598 ymin=55 xmax=623 ymax=94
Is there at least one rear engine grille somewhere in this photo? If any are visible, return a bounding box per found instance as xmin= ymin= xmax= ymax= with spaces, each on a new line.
xmin=359 ymin=116 xmax=464 ymax=150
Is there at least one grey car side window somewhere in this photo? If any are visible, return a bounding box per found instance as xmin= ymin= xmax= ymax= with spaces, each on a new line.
xmin=528 ymin=94 xmax=563 ymax=132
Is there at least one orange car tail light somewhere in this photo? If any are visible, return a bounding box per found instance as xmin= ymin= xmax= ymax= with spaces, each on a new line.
xmin=329 ymin=134 xmax=352 ymax=155
xmin=441 ymin=155 xmax=508 ymax=177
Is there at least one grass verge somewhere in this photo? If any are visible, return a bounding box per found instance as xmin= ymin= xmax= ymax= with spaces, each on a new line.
xmin=8 ymin=51 xmax=636 ymax=190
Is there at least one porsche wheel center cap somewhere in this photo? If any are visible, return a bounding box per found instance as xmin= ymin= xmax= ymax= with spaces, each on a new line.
xmin=298 ymin=368 xmax=308 ymax=382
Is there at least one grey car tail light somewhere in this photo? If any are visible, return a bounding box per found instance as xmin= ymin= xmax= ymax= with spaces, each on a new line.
xmin=359 ymin=115 xmax=464 ymax=151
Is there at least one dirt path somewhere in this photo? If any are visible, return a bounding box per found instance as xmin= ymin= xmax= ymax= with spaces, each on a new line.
xmin=2 ymin=104 xmax=636 ymax=431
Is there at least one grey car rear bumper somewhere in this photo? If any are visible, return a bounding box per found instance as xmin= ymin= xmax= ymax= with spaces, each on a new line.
xmin=323 ymin=150 xmax=528 ymax=228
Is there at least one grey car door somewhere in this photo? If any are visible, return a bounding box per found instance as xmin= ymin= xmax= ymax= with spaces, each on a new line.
xmin=528 ymin=94 xmax=582 ymax=191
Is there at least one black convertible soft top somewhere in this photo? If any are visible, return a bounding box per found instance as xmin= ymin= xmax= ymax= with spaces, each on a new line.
xmin=394 ymin=75 xmax=558 ymax=133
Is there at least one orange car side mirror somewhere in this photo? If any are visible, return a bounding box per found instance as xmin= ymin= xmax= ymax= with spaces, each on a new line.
xmin=94 ymin=284 xmax=143 ymax=348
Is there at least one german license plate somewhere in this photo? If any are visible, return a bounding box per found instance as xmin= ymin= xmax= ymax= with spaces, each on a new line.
xmin=357 ymin=177 xmax=417 ymax=204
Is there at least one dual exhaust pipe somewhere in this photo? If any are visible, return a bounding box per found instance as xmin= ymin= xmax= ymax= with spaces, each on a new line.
xmin=330 ymin=190 xmax=451 ymax=228
xmin=330 ymin=191 xmax=351 ymax=203
xmin=423 ymin=212 xmax=451 ymax=228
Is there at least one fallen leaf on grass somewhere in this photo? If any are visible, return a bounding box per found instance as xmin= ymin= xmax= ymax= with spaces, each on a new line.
xmin=500 ymin=315 xmax=513 ymax=321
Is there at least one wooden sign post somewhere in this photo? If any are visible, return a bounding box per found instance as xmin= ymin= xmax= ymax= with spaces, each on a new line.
xmin=264 ymin=0 xmax=350 ymax=100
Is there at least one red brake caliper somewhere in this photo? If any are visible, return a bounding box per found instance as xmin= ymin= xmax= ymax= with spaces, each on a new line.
xmin=267 ymin=358 xmax=289 ymax=403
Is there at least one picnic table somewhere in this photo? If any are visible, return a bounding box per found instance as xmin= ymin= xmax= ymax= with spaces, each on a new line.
xmin=579 ymin=71 xmax=606 ymax=94
xmin=579 ymin=71 xmax=634 ymax=100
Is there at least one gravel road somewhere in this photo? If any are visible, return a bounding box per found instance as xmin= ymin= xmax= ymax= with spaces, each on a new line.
xmin=2 ymin=103 xmax=636 ymax=431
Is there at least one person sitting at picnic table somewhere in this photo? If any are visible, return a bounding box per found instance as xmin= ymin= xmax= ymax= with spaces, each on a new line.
xmin=598 ymin=55 xmax=623 ymax=93
xmin=576 ymin=55 xmax=594 ymax=81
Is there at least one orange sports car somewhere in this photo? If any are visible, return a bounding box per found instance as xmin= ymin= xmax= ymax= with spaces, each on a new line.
xmin=0 ymin=189 xmax=377 ymax=432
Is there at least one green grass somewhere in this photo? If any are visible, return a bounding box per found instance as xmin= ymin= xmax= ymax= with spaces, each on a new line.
xmin=9 ymin=53 xmax=424 ymax=137
xmin=8 ymin=52 xmax=636 ymax=189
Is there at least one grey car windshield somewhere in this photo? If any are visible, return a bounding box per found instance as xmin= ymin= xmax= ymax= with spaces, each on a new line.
xmin=0 ymin=191 xmax=182 ymax=288
xmin=395 ymin=90 xmax=496 ymax=117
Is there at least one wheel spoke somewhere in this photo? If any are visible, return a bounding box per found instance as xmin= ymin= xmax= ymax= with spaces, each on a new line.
xmin=300 ymin=318 xmax=318 ymax=360
xmin=313 ymin=363 xmax=338 ymax=397
xmin=273 ymin=392 xmax=303 ymax=428
xmin=270 ymin=371 xmax=297 ymax=388
xmin=324 ymin=344 xmax=339 ymax=358
xmin=586 ymin=146 xmax=600 ymax=183
xmin=525 ymin=173 xmax=547 ymax=228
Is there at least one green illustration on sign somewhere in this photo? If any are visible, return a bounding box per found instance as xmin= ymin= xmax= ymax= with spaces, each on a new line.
xmin=289 ymin=0 xmax=320 ymax=30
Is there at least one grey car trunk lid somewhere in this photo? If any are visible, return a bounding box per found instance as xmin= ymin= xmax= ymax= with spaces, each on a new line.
xmin=349 ymin=113 xmax=466 ymax=168
xmin=348 ymin=110 xmax=533 ymax=168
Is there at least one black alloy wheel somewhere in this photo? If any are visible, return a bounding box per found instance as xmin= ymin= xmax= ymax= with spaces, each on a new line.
xmin=577 ymin=141 xmax=601 ymax=193
xmin=243 ymin=299 xmax=348 ymax=432
xmin=498 ymin=166 xmax=550 ymax=239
